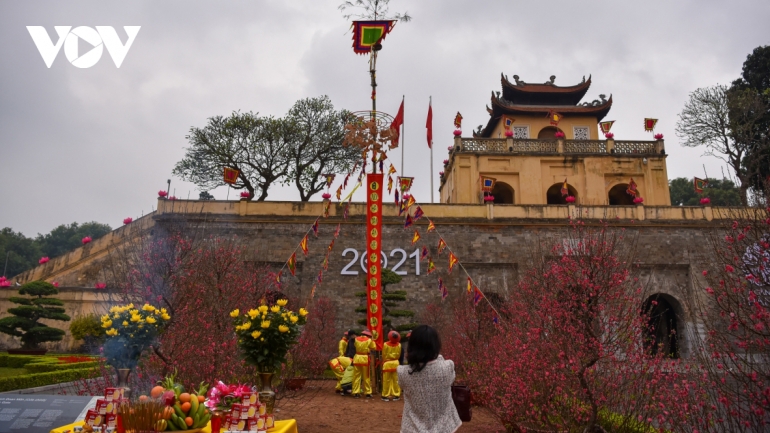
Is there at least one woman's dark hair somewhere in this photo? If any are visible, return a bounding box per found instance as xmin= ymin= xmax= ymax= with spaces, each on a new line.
xmin=344 ymin=334 xmax=358 ymax=359
xmin=407 ymin=325 xmax=441 ymax=374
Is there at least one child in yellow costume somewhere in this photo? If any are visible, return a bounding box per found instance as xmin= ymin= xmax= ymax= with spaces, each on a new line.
xmin=338 ymin=331 xmax=351 ymax=357
xmin=381 ymin=330 xmax=402 ymax=401
xmin=330 ymin=330 xmax=356 ymax=393
xmin=352 ymin=329 xmax=376 ymax=398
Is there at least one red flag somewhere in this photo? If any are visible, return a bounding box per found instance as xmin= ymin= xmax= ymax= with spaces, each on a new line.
xmin=391 ymin=99 xmax=404 ymax=146
xmin=426 ymin=100 xmax=433 ymax=149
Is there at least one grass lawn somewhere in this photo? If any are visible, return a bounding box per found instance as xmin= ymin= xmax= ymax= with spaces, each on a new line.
xmin=0 ymin=367 xmax=27 ymax=378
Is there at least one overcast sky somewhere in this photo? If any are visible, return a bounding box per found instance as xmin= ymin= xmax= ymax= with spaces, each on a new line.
xmin=1 ymin=0 xmax=768 ymax=237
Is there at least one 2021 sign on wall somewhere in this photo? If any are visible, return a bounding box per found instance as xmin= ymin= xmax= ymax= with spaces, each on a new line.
xmin=340 ymin=248 xmax=423 ymax=276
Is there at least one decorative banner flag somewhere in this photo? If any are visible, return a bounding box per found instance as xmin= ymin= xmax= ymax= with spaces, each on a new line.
xmin=388 ymin=164 xmax=397 ymax=176
xmin=275 ymin=272 xmax=282 ymax=284
xmin=626 ymin=178 xmax=638 ymax=197
xmin=411 ymin=230 xmax=421 ymax=245
xmin=448 ymin=252 xmax=459 ymax=273
xmin=454 ymin=112 xmax=463 ymax=128
xmin=493 ymin=313 xmax=499 ymax=325
xmin=694 ymin=177 xmax=708 ymax=193
xmin=599 ymin=120 xmax=615 ymax=134
xmin=547 ymin=110 xmax=562 ymax=126
xmin=351 ymin=20 xmax=395 ymax=55
xmin=343 ymin=203 xmax=350 ymax=219
xmin=379 ymin=159 xmax=384 ymax=173
xmin=405 ymin=194 xmax=416 ymax=211
xmin=399 ymin=199 xmax=407 ymax=217
xmin=413 ymin=206 xmax=424 ymax=221
xmin=312 ymin=218 xmax=319 ymax=237
xmin=480 ymin=176 xmax=496 ymax=193
xmin=399 ymin=177 xmax=414 ymax=192
xmin=323 ymin=200 xmax=331 ymax=218
xmin=426 ymin=100 xmax=433 ymax=149
xmin=334 ymin=223 xmax=341 ymax=239
xmin=223 ymin=167 xmax=240 ymax=184
xmin=309 ymin=285 xmax=316 ymax=300
xmin=404 ymin=214 xmax=413 ymax=229
xmin=322 ymin=255 xmax=329 ymax=271
xmin=644 ymin=118 xmax=658 ymax=132
xmin=473 ymin=286 xmax=483 ymax=306
xmin=336 ymin=185 xmax=343 ymax=200
xmin=323 ymin=173 xmax=336 ymax=188
xmin=388 ymin=176 xmax=393 ymax=194
xmin=438 ymin=238 xmax=447 ymax=255
xmin=561 ymin=178 xmax=569 ymax=197
xmin=438 ymin=278 xmax=448 ymax=300
xmin=502 ymin=115 xmax=515 ymax=131
xmin=427 ymin=220 xmax=436 ymax=232
xmin=467 ymin=277 xmax=472 ymax=294
xmin=299 ymin=235 xmax=309 ymax=256
xmin=427 ymin=257 xmax=436 ymax=274
xmin=421 ymin=246 xmax=429 ymax=261
xmin=390 ymin=100 xmax=404 ymax=147
xmin=327 ymin=239 xmax=335 ymax=252
xmin=366 ymin=173 xmax=385 ymax=348
xmin=317 ymin=270 xmax=323 ymax=284
xmin=287 ymin=252 xmax=297 ymax=276
xmin=344 ymin=173 xmax=350 ymax=189
xmin=394 ymin=190 xmax=400 ymax=204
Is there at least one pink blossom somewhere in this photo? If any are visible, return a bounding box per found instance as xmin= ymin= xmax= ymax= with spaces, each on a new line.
xmin=700 ymin=197 xmax=711 ymax=205
xmin=702 ymin=270 xmax=708 ymax=276
xmin=725 ymin=265 xmax=735 ymax=273
xmin=82 ymin=236 xmax=92 ymax=245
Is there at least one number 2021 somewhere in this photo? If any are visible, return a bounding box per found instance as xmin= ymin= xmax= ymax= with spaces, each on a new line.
xmin=340 ymin=248 xmax=421 ymax=276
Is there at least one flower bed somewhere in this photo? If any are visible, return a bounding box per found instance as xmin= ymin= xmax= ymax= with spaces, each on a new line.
xmin=0 ymin=367 xmax=99 ymax=392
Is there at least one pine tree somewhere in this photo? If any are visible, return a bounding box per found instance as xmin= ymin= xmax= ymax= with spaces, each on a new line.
xmin=0 ymin=281 xmax=70 ymax=349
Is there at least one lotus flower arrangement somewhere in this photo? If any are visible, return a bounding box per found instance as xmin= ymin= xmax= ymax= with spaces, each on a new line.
xmin=554 ymin=131 xmax=566 ymax=139
xmin=123 ymin=217 xmax=133 ymax=225
xmin=453 ymin=129 xmax=462 ymax=137
xmin=94 ymin=282 xmax=107 ymax=289
xmin=504 ymin=129 xmax=514 ymax=137
xmin=39 ymin=257 xmax=50 ymax=264
xmin=205 ymin=381 xmax=253 ymax=411
xmin=158 ymin=190 xmax=168 ymax=198
xmin=439 ymin=171 xmax=444 ymax=177
xmin=240 ymin=191 xmax=250 ymax=198
xmin=82 ymin=236 xmax=92 ymax=245
xmin=484 ymin=195 xmax=495 ymax=202
xmin=565 ymin=195 xmax=576 ymax=203
xmin=443 ymin=159 xmax=449 ymax=165
xmin=654 ymin=133 xmax=664 ymax=140
xmin=604 ymin=132 xmax=614 ymax=139
xmin=322 ymin=193 xmax=332 ymax=200
xmin=447 ymin=146 xmax=454 ymax=151
xmin=168 ymin=196 xmax=178 ymax=201
xmin=700 ymin=197 xmax=711 ymax=205
xmin=633 ymin=197 xmax=644 ymax=204
xmin=0 ymin=277 xmax=9 ymax=288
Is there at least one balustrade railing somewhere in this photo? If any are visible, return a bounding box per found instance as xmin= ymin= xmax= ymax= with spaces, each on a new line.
xmin=612 ymin=141 xmax=657 ymax=154
xmin=458 ymin=138 xmax=659 ymax=155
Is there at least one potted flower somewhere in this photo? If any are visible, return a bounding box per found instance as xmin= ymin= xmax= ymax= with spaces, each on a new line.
xmin=604 ymin=132 xmax=614 ymax=139
xmin=554 ymin=131 xmax=565 ymax=139
xmin=231 ymin=300 xmax=308 ymax=415
xmin=565 ymin=195 xmax=576 ymax=203
xmin=453 ymin=129 xmax=462 ymax=137
xmin=633 ymin=197 xmax=644 ymax=204
xmin=700 ymin=197 xmax=711 ymax=206
xmin=240 ymin=191 xmax=251 ymax=200
xmin=157 ymin=190 xmax=168 ymax=198
xmin=654 ymin=133 xmax=664 ymax=140
xmin=504 ymin=129 xmax=514 ymax=138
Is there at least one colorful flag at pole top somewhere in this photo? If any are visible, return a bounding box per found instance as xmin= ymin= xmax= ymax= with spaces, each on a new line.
xmin=626 ymin=178 xmax=638 ymax=197
xmin=312 ymin=218 xmax=319 ymax=237
xmin=454 ymin=112 xmax=463 ymax=128
xmin=473 ymin=286 xmax=483 ymax=306
xmin=411 ymin=230 xmax=421 ymax=245
xmin=327 ymin=239 xmax=335 ymax=252
xmin=421 ymin=246 xmax=429 ymax=261
xmin=438 ymin=238 xmax=447 ymax=255
xmin=693 ymin=177 xmax=708 ymax=193
xmin=323 ymin=201 xmax=331 ymax=218
xmin=388 ymin=176 xmax=393 ymax=194
xmin=336 ymin=185 xmax=343 ymax=201
xmin=299 ymin=235 xmax=309 ymax=256
xmin=351 ymin=20 xmax=395 ymax=55
xmin=390 ymin=100 xmax=404 ymax=147
xmin=644 ymin=118 xmax=658 ymax=132
xmin=413 ymin=206 xmax=424 ymax=221
xmin=388 ymin=164 xmax=397 ymax=176
xmin=599 ymin=120 xmax=615 ymax=133
xmin=334 ymin=223 xmax=341 ymax=239
xmin=466 ymin=277 xmax=472 ymax=294
xmin=404 ymin=214 xmax=414 ymax=229
xmin=223 ymin=167 xmax=240 ymax=184
xmin=427 ymin=257 xmax=436 ymax=274
xmin=405 ymin=194 xmax=416 ymax=211
xmin=399 ymin=177 xmax=414 ymax=192
xmin=426 ymin=100 xmax=433 ymax=149
xmin=481 ymin=176 xmax=496 ymax=193
xmin=448 ymin=252 xmax=459 ymax=273
xmin=427 ymin=220 xmax=436 ymax=232
xmin=323 ymin=173 xmax=336 ymax=188
xmin=287 ymin=252 xmax=297 ymax=276
xmin=561 ymin=178 xmax=569 ymax=197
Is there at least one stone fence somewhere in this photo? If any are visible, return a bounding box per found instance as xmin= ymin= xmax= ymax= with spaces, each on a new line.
xmin=457 ymin=136 xmax=663 ymax=155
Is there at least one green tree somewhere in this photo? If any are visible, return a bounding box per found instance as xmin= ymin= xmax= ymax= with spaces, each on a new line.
xmin=35 ymin=222 xmax=112 ymax=259
xmin=0 ymin=228 xmax=42 ymax=278
xmin=0 ymin=281 xmax=70 ymax=349
xmin=283 ymin=96 xmax=361 ymax=201
xmin=174 ymin=112 xmax=292 ymax=201
xmin=339 ymin=0 xmax=412 ymax=21
xmin=669 ymin=177 xmax=742 ymax=206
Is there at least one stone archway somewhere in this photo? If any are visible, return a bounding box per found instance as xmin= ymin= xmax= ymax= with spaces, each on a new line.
xmin=642 ymin=294 xmax=682 ymax=359
xmin=492 ymin=182 xmax=515 ymax=204
xmin=546 ymin=183 xmax=577 ymax=204
xmin=608 ymin=183 xmax=635 ymax=205
xmin=537 ymin=126 xmax=564 ymax=140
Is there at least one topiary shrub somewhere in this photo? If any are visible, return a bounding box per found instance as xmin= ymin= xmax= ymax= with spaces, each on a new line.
xmin=69 ymin=314 xmax=104 ymax=353
xmin=0 ymin=281 xmax=70 ymax=349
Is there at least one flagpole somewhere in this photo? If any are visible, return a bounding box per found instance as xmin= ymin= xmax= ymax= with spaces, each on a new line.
xmin=400 ymin=95 xmax=405 ymax=176
xmin=430 ymin=96 xmax=434 ymax=203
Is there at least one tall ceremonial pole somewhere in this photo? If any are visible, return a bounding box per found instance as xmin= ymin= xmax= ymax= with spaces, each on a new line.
xmin=400 ymin=95 xmax=405 ymax=176
xmin=429 ymin=96 xmax=434 ymax=203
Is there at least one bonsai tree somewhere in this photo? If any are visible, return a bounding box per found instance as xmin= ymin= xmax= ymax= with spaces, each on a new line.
xmin=356 ymin=269 xmax=415 ymax=332
xmin=0 ymin=281 xmax=70 ymax=349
